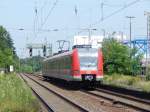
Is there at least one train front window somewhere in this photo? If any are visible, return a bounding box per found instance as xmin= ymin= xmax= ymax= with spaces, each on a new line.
xmin=80 ymin=56 xmax=97 ymax=69
xmin=78 ymin=48 xmax=98 ymax=70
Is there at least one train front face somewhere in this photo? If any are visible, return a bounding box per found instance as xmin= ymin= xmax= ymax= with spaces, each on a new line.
xmin=72 ymin=48 xmax=103 ymax=82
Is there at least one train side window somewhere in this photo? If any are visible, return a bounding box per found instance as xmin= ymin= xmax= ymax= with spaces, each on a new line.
xmin=62 ymin=58 xmax=65 ymax=69
xmin=56 ymin=60 xmax=59 ymax=69
xmin=54 ymin=61 xmax=56 ymax=69
xmin=66 ymin=57 xmax=69 ymax=69
xmin=49 ymin=61 xmax=51 ymax=69
xmin=65 ymin=57 xmax=67 ymax=69
xmin=69 ymin=57 xmax=71 ymax=69
xmin=65 ymin=56 xmax=71 ymax=69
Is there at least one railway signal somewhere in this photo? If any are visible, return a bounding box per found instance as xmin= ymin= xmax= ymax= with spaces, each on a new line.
xmin=43 ymin=45 xmax=46 ymax=57
xmin=29 ymin=48 xmax=32 ymax=57
xmin=27 ymin=43 xmax=52 ymax=57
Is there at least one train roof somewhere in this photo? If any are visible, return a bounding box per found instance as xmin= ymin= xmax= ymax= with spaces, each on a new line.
xmin=43 ymin=50 xmax=73 ymax=62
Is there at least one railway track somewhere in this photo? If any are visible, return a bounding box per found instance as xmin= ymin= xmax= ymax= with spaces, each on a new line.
xmin=34 ymin=74 xmax=150 ymax=111
xmin=24 ymin=74 xmax=143 ymax=112
xmin=81 ymin=87 xmax=150 ymax=112
xmin=19 ymin=74 xmax=54 ymax=112
xmin=35 ymin=75 xmax=150 ymax=111
xmin=20 ymin=74 xmax=88 ymax=112
xmin=95 ymin=87 xmax=150 ymax=104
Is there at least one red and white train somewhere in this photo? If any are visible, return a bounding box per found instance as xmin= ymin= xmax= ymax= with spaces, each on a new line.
xmin=42 ymin=46 xmax=103 ymax=83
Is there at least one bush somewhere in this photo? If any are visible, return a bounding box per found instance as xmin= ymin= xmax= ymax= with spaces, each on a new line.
xmin=20 ymin=65 xmax=33 ymax=73
xmin=103 ymin=74 xmax=150 ymax=92
xmin=102 ymin=38 xmax=143 ymax=75
xmin=0 ymin=74 xmax=40 ymax=112
xmin=146 ymin=74 xmax=150 ymax=81
xmin=134 ymin=81 xmax=150 ymax=92
xmin=146 ymin=65 xmax=150 ymax=81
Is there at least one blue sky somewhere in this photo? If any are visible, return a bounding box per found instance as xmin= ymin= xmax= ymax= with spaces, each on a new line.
xmin=0 ymin=0 xmax=150 ymax=57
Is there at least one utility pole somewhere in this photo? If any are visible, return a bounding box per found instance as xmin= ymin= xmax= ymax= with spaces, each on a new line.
xmin=101 ymin=1 xmax=104 ymax=21
xmin=87 ymin=28 xmax=97 ymax=44
xmin=34 ymin=2 xmax=38 ymax=38
xmin=77 ymin=28 xmax=97 ymax=45
xmin=101 ymin=29 xmax=105 ymax=38
xmin=144 ymin=11 xmax=150 ymax=75
xmin=126 ymin=16 xmax=135 ymax=48
xmin=88 ymin=29 xmax=91 ymax=44
xmin=126 ymin=16 xmax=135 ymax=75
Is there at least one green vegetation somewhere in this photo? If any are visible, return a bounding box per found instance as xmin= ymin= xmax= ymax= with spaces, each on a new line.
xmin=102 ymin=38 xmax=143 ymax=75
xmin=101 ymin=38 xmax=150 ymax=92
xmin=0 ymin=73 xmax=40 ymax=112
xmin=20 ymin=56 xmax=44 ymax=73
xmin=146 ymin=65 xmax=150 ymax=81
xmin=0 ymin=26 xmax=40 ymax=111
xmin=103 ymin=74 xmax=150 ymax=92
xmin=0 ymin=26 xmax=19 ymax=71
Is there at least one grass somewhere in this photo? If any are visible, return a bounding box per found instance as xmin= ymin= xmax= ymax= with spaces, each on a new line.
xmin=103 ymin=74 xmax=150 ymax=93
xmin=0 ymin=73 xmax=40 ymax=112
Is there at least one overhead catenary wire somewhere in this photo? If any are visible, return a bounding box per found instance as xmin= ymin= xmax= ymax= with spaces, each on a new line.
xmin=40 ymin=0 xmax=49 ymax=25
xmin=89 ymin=0 xmax=141 ymax=28
xmin=39 ymin=0 xmax=58 ymax=30
xmin=31 ymin=0 xmax=142 ymax=49
xmin=30 ymin=0 xmax=58 ymax=43
xmin=34 ymin=2 xmax=38 ymax=38
xmin=103 ymin=3 xmax=125 ymax=8
xmin=76 ymin=0 xmax=141 ymax=36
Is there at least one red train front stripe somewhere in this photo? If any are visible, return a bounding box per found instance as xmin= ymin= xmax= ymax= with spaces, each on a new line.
xmin=72 ymin=49 xmax=80 ymax=76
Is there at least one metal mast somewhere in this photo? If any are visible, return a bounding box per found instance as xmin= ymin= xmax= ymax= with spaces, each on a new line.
xmin=126 ymin=16 xmax=135 ymax=48
xmin=144 ymin=11 xmax=150 ymax=58
xmin=144 ymin=11 xmax=150 ymax=75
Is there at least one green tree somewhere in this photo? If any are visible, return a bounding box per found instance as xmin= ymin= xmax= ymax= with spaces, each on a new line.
xmin=0 ymin=26 xmax=18 ymax=70
xmin=102 ymin=38 xmax=143 ymax=75
xmin=20 ymin=56 xmax=44 ymax=73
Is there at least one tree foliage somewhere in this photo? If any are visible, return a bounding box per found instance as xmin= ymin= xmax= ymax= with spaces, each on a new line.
xmin=20 ymin=56 xmax=44 ymax=73
xmin=102 ymin=38 xmax=143 ymax=75
xmin=0 ymin=26 xmax=18 ymax=70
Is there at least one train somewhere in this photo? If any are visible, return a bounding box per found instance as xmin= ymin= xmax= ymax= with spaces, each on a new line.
xmin=42 ymin=45 xmax=104 ymax=85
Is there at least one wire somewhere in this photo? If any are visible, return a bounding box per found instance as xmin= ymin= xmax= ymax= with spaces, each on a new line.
xmin=103 ymin=3 xmax=124 ymax=7
xmin=40 ymin=0 xmax=49 ymax=11
xmin=39 ymin=0 xmax=50 ymax=25
xmin=75 ymin=0 xmax=141 ymax=36
xmin=89 ymin=0 xmax=141 ymax=27
xmin=40 ymin=0 xmax=58 ymax=30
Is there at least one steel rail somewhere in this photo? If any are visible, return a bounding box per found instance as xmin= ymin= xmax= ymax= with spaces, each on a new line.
xmin=22 ymin=74 xmax=89 ymax=112
xmin=19 ymin=74 xmax=54 ymax=112
xmin=28 ymin=74 xmax=150 ymax=111
xmin=81 ymin=88 xmax=150 ymax=112
xmin=95 ymin=88 xmax=150 ymax=105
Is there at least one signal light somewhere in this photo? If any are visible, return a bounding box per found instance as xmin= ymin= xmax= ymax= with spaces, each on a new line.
xmin=43 ymin=45 xmax=46 ymax=57
xmin=29 ymin=48 xmax=32 ymax=57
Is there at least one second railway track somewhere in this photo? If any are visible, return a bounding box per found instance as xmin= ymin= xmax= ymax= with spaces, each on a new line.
xmin=81 ymin=88 xmax=150 ymax=112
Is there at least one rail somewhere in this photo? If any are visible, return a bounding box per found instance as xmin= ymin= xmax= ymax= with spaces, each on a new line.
xmin=21 ymin=74 xmax=88 ymax=112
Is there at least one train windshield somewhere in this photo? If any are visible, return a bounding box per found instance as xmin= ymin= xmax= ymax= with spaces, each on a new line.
xmin=78 ymin=48 xmax=98 ymax=70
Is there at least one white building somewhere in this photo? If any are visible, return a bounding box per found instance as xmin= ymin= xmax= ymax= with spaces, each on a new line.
xmin=73 ymin=35 xmax=104 ymax=48
xmin=73 ymin=34 xmax=127 ymax=48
